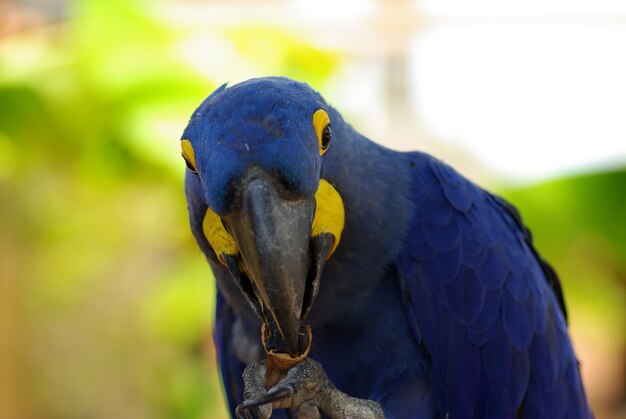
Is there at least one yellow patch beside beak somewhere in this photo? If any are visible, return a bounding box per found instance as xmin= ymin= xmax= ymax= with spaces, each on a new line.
xmin=312 ymin=179 xmax=345 ymax=258
xmin=203 ymin=208 xmax=238 ymax=264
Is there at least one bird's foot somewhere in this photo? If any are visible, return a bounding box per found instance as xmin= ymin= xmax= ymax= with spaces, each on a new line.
xmin=235 ymin=357 xmax=385 ymax=419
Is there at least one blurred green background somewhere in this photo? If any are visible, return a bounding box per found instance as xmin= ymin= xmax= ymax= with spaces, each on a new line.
xmin=1 ymin=0 xmax=625 ymax=418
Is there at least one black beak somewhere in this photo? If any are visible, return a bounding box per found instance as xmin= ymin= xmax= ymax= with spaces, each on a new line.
xmin=224 ymin=176 xmax=315 ymax=356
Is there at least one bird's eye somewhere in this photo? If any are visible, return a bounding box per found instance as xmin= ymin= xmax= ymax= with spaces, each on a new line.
xmin=181 ymin=139 xmax=198 ymax=175
xmin=313 ymin=109 xmax=331 ymax=156
xmin=321 ymin=125 xmax=331 ymax=152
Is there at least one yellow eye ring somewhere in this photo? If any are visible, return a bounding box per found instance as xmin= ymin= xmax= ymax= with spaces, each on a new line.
xmin=312 ymin=109 xmax=331 ymax=155
xmin=181 ymin=139 xmax=198 ymax=174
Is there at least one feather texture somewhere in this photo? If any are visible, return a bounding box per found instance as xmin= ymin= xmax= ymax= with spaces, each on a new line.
xmin=395 ymin=154 xmax=591 ymax=417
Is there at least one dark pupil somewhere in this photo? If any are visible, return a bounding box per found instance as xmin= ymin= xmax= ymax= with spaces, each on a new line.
xmin=183 ymin=156 xmax=197 ymax=174
xmin=321 ymin=125 xmax=331 ymax=150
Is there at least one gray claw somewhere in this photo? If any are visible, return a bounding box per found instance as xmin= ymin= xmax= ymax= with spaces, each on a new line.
xmin=246 ymin=386 xmax=294 ymax=407
xmin=235 ymin=403 xmax=271 ymax=419
xmin=234 ymin=404 xmax=247 ymax=419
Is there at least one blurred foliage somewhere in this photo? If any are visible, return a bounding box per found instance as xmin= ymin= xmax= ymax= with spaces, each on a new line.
xmin=0 ymin=0 xmax=338 ymax=418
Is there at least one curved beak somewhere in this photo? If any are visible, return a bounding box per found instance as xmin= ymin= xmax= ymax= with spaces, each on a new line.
xmin=224 ymin=176 xmax=315 ymax=356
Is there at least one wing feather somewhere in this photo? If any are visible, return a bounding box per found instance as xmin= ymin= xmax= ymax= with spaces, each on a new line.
xmin=396 ymin=154 xmax=591 ymax=417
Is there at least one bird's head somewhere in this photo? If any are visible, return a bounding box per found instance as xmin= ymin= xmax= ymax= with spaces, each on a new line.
xmin=181 ymin=78 xmax=344 ymax=355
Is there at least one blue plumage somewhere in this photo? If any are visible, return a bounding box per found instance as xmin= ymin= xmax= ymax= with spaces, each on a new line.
xmin=182 ymin=77 xmax=592 ymax=418
xmin=397 ymin=154 xmax=590 ymax=417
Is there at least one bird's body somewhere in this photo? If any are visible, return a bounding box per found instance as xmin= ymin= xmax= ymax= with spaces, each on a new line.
xmin=183 ymin=77 xmax=591 ymax=418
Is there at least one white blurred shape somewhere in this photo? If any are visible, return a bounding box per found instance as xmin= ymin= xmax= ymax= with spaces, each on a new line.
xmin=288 ymin=0 xmax=375 ymax=22
xmin=417 ymin=0 xmax=626 ymax=18
xmin=412 ymin=22 xmax=626 ymax=182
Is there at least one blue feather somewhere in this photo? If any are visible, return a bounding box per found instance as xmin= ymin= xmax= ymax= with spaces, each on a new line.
xmin=397 ymin=154 xmax=589 ymax=417
xmin=529 ymin=317 xmax=561 ymax=390
xmin=444 ymin=320 xmax=478 ymax=416
xmin=421 ymin=198 xmax=454 ymax=225
xmin=502 ymin=291 xmax=536 ymax=350
xmin=481 ymin=322 xmax=530 ymax=410
xmin=505 ymin=269 xmax=531 ymax=301
xmin=420 ymin=245 xmax=462 ymax=284
xmin=477 ymin=246 xmax=510 ymax=289
xmin=422 ymin=219 xmax=461 ymax=252
xmin=442 ymin=265 xmax=486 ymax=324
xmin=432 ymin=163 xmax=474 ymax=212
xmin=467 ymin=288 xmax=504 ymax=345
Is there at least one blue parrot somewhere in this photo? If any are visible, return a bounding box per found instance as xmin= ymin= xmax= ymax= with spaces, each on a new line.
xmin=181 ymin=77 xmax=592 ymax=418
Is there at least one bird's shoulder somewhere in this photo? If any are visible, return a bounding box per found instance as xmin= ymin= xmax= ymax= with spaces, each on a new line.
xmin=392 ymin=152 xmax=590 ymax=418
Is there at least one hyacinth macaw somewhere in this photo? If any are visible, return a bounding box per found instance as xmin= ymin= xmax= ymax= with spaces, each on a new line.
xmin=181 ymin=77 xmax=592 ymax=418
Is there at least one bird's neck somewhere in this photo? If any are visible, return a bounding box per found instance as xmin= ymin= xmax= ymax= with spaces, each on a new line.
xmin=318 ymin=112 xmax=413 ymax=305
